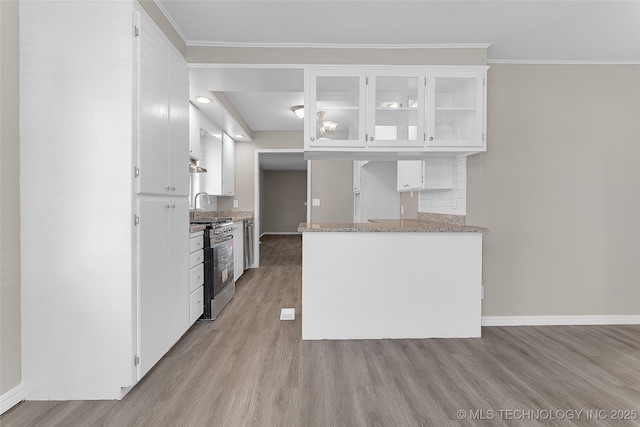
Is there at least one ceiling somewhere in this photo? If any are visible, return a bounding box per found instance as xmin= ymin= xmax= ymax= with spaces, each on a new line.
xmin=158 ymin=1 xmax=640 ymax=63
xmin=163 ymin=0 xmax=640 ymax=144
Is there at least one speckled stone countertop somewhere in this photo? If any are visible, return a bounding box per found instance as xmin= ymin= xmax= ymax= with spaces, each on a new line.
xmin=298 ymin=219 xmax=488 ymax=233
xmin=189 ymin=225 xmax=206 ymax=234
xmin=193 ymin=210 xmax=254 ymax=222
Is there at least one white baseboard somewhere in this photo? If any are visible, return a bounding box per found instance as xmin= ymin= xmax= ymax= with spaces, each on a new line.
xmin=482 ymin=315 xmax=640 ymax=327
xmin=1 ymin=383 xmax=25 ymax=415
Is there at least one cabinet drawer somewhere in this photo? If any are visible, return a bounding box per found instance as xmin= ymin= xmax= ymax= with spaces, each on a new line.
xmin=189 ymin=263 xmax=204 ymax=292
xmin=189 ymin=286 xmax=204 ymax=325
xmin=189 ymin=236 xmax=204 ymax=253
xmin=189 ymin=249 xmax=204 ymax=269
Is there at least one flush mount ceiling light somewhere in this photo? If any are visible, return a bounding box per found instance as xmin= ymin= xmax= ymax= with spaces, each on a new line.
xmin=195 ymin=96 xmax=212 ymax=104
xmin=291 ymin=105 xmax=304 ymax=119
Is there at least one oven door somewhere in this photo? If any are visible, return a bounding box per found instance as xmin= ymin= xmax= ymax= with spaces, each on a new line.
xmin=212 ymin=234 xmax=234 ymax=299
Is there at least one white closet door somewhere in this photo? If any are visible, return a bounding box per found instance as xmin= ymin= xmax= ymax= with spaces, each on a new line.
xmin=137 ymin=199 xmax=170 ymax=379
xmin=168 ymin=50 xmax=189 ymax=196
xmin=137 ymin=16 xmax=169 ymax=195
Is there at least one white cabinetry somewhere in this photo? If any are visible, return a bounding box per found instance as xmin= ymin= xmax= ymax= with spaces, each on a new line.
xmin=304 ymin=67 xmax=487 ymax=158
xmin=233 ymin=221 xmax=244 ymax=281
xmin=366 ymin=69 xmax=425 ymax=147
xmin=188 ymin=103 xmax=201 ymax=159
xmin=189 ymin=231 xmax=204 ymax=324
xmin=138 ymin=23 xmax=189 ymax=196
xmin=137 ymin=199 xmax=189 ymax=378
xmin=427 ymin=71 xmax=485 ymax=149
xmin=20 ymin=1 xmax=190 ymax=400
xmin=202 ymin=132 xmax=235 ymax=196
xmin=353 ymin=160 xmax=368 ymax=192
xmin=397 ymin=158 xmax=454 ymax=192
xmin=306 ymin=69 xmax=367 ymax=148
xmin=355 ymin=161 xmax=400 ymax=222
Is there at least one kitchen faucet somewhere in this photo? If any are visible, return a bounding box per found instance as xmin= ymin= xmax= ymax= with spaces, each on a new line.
xmin=192 ymin=192 xmax=212 ymax=219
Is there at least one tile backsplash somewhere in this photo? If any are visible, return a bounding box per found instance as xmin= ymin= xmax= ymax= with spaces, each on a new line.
xmin=418 ymin=157 xmax=466 ymax=215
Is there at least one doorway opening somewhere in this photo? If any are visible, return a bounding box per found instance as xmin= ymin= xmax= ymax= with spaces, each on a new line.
xmin=254 ymin=149 xmax=310 ymax=267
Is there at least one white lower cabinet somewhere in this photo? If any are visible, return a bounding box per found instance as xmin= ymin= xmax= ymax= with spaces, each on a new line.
xmin=233 ymin=221 xmax=244 ymax=281
xmin=137 ymin=199 xmax=189 ymax=379
xmin=189 ymin=231 xmax=205 ymax=324
xmin=190 ymin=286 xmax=204 ymax=324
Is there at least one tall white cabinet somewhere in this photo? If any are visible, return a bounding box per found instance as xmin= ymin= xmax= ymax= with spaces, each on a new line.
xmin=20 ymin=1 xmax=189 ymax=399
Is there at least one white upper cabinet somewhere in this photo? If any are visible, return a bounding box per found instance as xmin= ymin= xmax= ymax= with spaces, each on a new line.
xmin=201 ymin=131 xmax=235 ymax=196
xmin=306 ymin=69 xmax=367 ymax=148
xmin=397 ymin=158 xmax=454 ymax=192
xmin=188 ymin=103 xmax=201 ymax=159
xmin=366 ymin=69 xmax=425 ymax=148
xmin=221 ymin=132 xmax=235 ymax=196
xmin=137 ymin=20 xmax=189 ymax=196
xmin=138 ymin=18 xmax=169 ymax=195
xmin=305 ymin=66 xmax=487 ymax=158
xmin=427 ymin=70 xmax=485 ymax=149
xmin=168 ymin=50 xmax=189 ymax=196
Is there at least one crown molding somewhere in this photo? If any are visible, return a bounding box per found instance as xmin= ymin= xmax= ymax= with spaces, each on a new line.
xmin=187 ymin=41 xmax=491 ymax=50
xmin=488 ymin=59 xmax=640 ymax=65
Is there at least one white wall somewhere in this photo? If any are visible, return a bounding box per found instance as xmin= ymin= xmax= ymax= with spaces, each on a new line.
xmin=419 ymin=157 xmax=467 ymax=215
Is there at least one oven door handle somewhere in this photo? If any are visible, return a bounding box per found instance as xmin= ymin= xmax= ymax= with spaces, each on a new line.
xmin=213 ymin=235 xmax=233 ymax=244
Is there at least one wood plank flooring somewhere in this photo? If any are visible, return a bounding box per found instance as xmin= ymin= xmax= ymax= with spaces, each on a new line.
xmin=3 ymin=234 xmax=640 ymax=426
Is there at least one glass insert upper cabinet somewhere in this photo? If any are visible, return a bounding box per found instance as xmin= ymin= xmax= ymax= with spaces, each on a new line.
xmin=306 ymin=69 xmax=366 ymax=147
xmin=427 ymin=70 xmax=485 ymax=148
xmin=366 ymin=69 xmax=425 ymax=147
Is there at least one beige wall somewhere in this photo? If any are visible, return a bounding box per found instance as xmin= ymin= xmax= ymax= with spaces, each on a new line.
xmin=187 ymin=46 xmax=487 ymax=65
xmin=1 ymin=0 xmax=22 ymax=395
xmin=218 ymin=131 xmax=304 ymax=212
xmin=467 ymin=64 xmax=640 ymax=316
xmin=218 ymin=132 xmax=353 ymax=226
xmin=262 ymin=170 xmax=307 ymax=233
xmin=310 ymin=161 xmax=354 ymax=223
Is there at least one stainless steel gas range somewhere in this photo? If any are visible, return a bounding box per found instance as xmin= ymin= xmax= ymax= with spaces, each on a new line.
xmin=191 ymin=217 xmax=235 ymax=320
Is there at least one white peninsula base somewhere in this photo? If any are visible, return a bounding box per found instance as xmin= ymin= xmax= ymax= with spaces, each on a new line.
xmin=301 ymin=231 xmax=483 ymax=340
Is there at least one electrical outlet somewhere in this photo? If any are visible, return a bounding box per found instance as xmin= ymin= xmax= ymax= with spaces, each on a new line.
xmin=233 ymin=200 xmax=238 ymax=208
xmin=312 ymin=198 xmax=321 ymax=207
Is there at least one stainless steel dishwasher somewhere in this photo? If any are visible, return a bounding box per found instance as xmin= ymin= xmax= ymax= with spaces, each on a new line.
xmin=243 ymin=219 xmax=254 ymax=269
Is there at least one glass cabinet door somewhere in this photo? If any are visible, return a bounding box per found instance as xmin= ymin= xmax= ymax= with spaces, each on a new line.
xmin=427 ymin=71 xmax=484 ymax=148
xmin=367 ymin=70 xmax=425 ymax=147
xmin=308 ymin=70 xmax=366 ymax=147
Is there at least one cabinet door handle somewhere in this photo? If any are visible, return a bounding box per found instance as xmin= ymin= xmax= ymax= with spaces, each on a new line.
xmin=170 ymin=203 xmax=176 ymax=209
xmin=170 ymin=186 xmax=176 ymax=191
xmin=429 ymin=136 xmax=434 ymax=141
xmin=165 ymin=204 xmax=171 ymax=209
xmin=369 ymin=136 xmax=374 ymax=141
xmin=310 ymin=136 xmax=315 ymax=141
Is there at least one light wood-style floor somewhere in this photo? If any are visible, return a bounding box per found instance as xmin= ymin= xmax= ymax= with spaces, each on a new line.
xmin=3 ymin=234 xmax=640 ymax=426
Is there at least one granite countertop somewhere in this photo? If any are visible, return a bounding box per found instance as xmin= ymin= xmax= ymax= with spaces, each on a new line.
xmin=189 ymin=224 xmax=206 ymax=233
xmin=189 ymin=211 xmax=254 ymax=234
xmin=298 ymin=218 xmax=488 ymax=233
xmin=194 ymin=211 xmax=254 ymax=222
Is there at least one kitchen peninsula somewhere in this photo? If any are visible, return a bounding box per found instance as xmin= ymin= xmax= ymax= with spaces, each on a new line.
xmin=299 ymin=217 xmax=487 ymax=340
